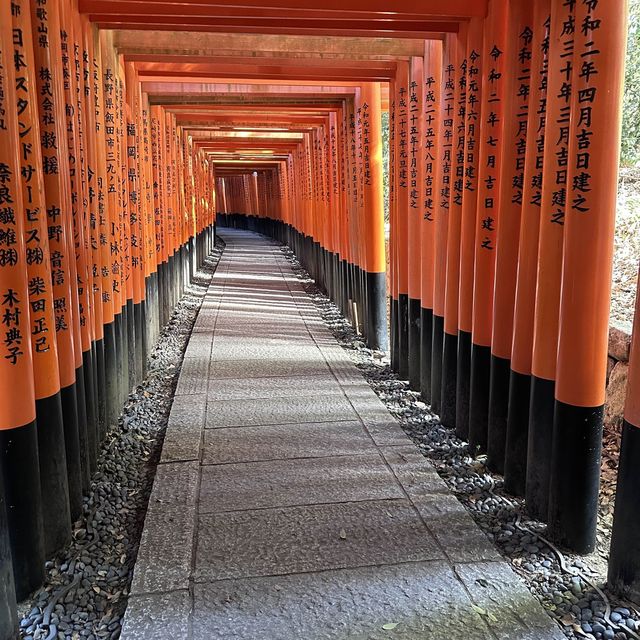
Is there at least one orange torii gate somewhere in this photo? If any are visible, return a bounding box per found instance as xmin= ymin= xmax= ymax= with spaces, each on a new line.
xmin=0 ymin=0 xmax=636 ymax=637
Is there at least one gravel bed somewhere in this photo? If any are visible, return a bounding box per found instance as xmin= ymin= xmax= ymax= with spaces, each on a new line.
xmin=17 ymin=239 xmax=224 ymax=640
xmin=279 ymin=244 xmax=640 ymax=640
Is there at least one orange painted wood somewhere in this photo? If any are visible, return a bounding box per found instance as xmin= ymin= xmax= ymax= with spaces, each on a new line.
xmin=491 ymin=0 xmax=534 ymax=361
xmin=555 ymin=0 xmax=627 ymax=407
xmin=12 ymin=0 xmax=63 ymax=400
xmin=471 ymin=0 xmax=508 ymax=348
xmin=0 ymin=0 xmax=37 ymax=428
xmin=510 ymin=0 xmax=551 ymax=376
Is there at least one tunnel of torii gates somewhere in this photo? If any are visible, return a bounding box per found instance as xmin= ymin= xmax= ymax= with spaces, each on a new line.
xmin=0 ymin=0 xmax=639 ymax=634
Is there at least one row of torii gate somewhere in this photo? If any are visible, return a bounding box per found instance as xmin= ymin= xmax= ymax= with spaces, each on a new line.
xmin=0 ymin=0 xmax=638 ymax=637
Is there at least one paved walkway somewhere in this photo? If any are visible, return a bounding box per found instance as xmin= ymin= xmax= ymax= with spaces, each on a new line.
xmin=121 ymin=229 xmax=563 ymax=640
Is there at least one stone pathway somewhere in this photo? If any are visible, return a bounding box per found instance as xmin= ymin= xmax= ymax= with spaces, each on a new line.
xmin=121 ymin=229 xmax=564 ymax=640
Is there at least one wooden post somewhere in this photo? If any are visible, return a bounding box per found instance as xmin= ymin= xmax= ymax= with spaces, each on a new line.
xmin=0 ymin=0 xmax=44 ymax=605
xmin=431 ymin=35 xmax=455 ymax=414
xmin=487 ymin=0 xmax=534 ymax=476
xmin=12 ymin=0 xmax=72 ymax=555
xmin=468 ymin=0 xmax=508 ymax=454
xmin=527 ymin=0 xmax=575 ymax=521
xmin=441 ymin=28 xmax=466 ymax=428
xmin=456 ymin=17 xmax=483 ymax=441
xmin=360 ymin=82 xmax=388 ymax=350
xmin=548 ymin=0 xmax=627 ymax=554
xmin=408 ymin=57 xmax=424 ymax=387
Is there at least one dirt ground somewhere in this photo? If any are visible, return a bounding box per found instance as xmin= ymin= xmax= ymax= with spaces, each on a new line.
xmin=612 ymin=168 xmax=640 ymax=330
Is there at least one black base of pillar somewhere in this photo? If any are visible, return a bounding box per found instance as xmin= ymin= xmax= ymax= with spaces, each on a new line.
xmin=420 ymin=308 xmax=433 ymax=404
xmin=74 ymin=362 xmax=89 ymax=496
xmin=81 ymin=348 xmax=96 ymax=493
xmin=0 ymin=422 xmax=45 ymax=599
xmin=95 ymin=338 xmax=106 ymax=454
xmin=503 ymin=370 xmax=531 ymax=497
xmin=407 ymin=297 xmax=421 ymax=389
xmin=365 ymin=271 xmax=389 ymax=351
xmin=35 ymin=393 xmax=71 ymax=554
xmin=525 ymin=375 xmax=555 ymax=521
xmin=608 ymin=420 xmax=640 ymax=599
xmin=157 ymin=262 xmax=167 ymax=327
xmin=0 ymin=455 xmax=17 ymax=640
xmin=90 ymin=342 xmax=99 ymax=449
xmin=354 ymin=266 xmax=365 ymax=335
xmin=391 ymin=297 xmax=399 ymax=371
xmin=455 ymin=330 xmax=472 ymax=441
xmin=59 ymin=382 xmax=83 ymax=521
xmin=119 ymin=306 xmax=130 ymax=404
xmin=441 ymin=331 xmax=458 ymax=429
xmin=487 ymin=354 xmax=511 ymax=474
xmin=469 ymin=343 xmax=491 ymax=454
xmin=134 ymin=301 xmax=146 ymax=382
xmin=340 ymin=260 xmax=348 ymax=316
xmin=547 ymin=400 xmax=603 ymax=554
xmin=430 ymin=314 xmax=444 ymax=414
xmin=146 ymin=273 xmax=159 ymax=350
xmin=104 ymin=320 xmax=118 ymax=427
xmin=126 ymin=299 xmax=136 ymax=389
xmin=397 ymin=294 xmax=409 ymax=380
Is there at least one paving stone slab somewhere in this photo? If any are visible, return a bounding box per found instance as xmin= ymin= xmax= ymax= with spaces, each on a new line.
xmin=327 ymin=362 xmax=369 ymax=385
xmin=192 ymin=561 xmax=494 ymax=640
xmin=192 ymin=317 xmax=218 ymax=333
xmin=213 ymin=315 xmax=308 ymax=327
xmin=195 ymin=499 xmax=444 ymax=581
xmin=380 ymin=446 xmax=502 ymax=563
xmin=353 ymin=406 xmax=412 ymax=446
xmin=210 ymin=343 xmax=324 ymax=362
xmin=183 ymin=331 xmax=214 ymax=359
xmin=216 ymin=307 xmax=304 ymax=319
xmin=131 ymin=504 xmax=195 ymax=594
xmin=345 ymin=389 xmax=393 ymax=413
xmin=199 ymin=453 xmax=402 ymax=513
xmin=202 ymin=420 xmax=376 ymax=464
xmin=160 ymin=393 xmax=206 ymax=463
xmin=341 ymin=382 xmax=388 ymax=403
xmin=207 ymin=373 xmax=343 ymax=401
xmin=211 ymin=335 xmax=315 ymax=350
xmin=175 ymin=357 xmax=210 ymax=395
xmin=219 ymin=292 xmax=303 ymax=304
xmin=205 ymin=394 xmax=357 ymax=428
xmin=121 ymin=590 xmax=191 ymax=640
xmin=211 ymin=326 xmax=314 ymax=341
xmin=455 ymin=561 xmax=565 ymax=640
xmin=148 ymin=461 xmax=199 ymax=513
xmin=207 ymin=357 xmax=332 ymax=379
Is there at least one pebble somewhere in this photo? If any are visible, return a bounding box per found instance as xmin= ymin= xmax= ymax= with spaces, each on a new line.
xmin=282 ymin=245 xmax=640 ymax=640
xmin=16 ymin=245 xmax=223 ymax=639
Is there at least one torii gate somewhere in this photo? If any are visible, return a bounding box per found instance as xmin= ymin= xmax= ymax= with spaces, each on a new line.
xmin=0 ymin=2 xmax=636 ymax=639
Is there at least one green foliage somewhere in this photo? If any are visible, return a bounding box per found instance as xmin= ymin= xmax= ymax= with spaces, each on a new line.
xmin=622 ymin=0 xmax=640 ymax=165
